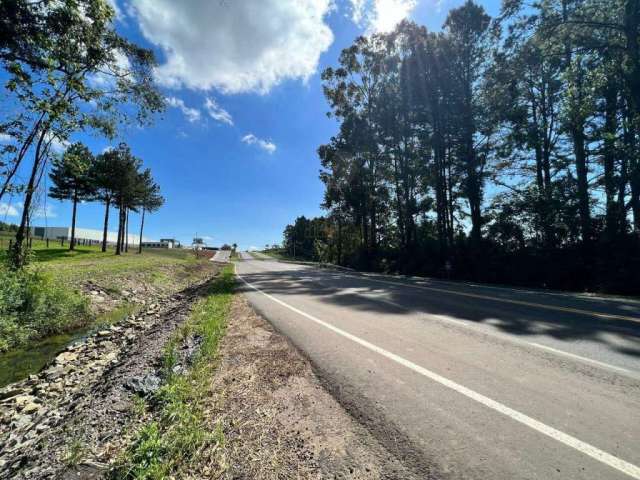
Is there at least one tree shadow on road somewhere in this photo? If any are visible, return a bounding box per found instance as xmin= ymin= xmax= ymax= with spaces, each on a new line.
xmin=236 ymin=266 xmax=640 ymax=361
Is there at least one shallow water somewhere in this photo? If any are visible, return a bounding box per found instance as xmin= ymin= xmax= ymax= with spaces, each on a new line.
xmin=0 ymin=303 xmax=137 ymax=388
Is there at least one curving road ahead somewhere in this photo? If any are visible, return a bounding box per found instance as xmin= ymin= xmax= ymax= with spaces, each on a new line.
xmin=235 ymin=254 xmax=640 ymax=480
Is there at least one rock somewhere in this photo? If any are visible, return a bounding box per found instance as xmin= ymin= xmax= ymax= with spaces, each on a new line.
xmin=22 ymin=402 xmax=40 ymax=414
xmin=93 ymin=295 xmax=105 ymax=303
xmin=102 ymin=352 xmax=118 ymax=363
xmin=11 ymin=414 xmax=31 ymax=429
xmin=35 ymin=423 xmax=49 ymax=433
xmin=100 ymin=340 xmax=116 ymax=350
xmin=49 ymin=382 xmax=63 ymax=393
xmin=55 ymin=351 xmax=78 ymax=364
xmin=124 ymin=374 xmax=161 ymax=396
xmin=14 ymin=395 xmax=36 ymax=407
xmin=46 ymin=365 xmax=65 ymax=380
xmin=97 ymin=330 xmax=111 ymax=337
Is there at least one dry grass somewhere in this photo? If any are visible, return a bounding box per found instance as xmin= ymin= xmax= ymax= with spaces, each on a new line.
xmin=202 ymin=295 xmax=418 ymax=479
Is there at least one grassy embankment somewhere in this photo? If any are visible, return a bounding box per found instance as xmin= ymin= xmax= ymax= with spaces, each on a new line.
xmin=0 ymin=233 xmax=207 ymax=353
xmin=113 ymin=265 xmax=235 ymax=479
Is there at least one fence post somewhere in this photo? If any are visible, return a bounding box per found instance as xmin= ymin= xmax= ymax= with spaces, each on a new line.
xmin=46 ymin=238 xmax=49 ymax=248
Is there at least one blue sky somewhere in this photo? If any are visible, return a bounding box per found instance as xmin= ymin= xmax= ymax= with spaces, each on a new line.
xmin=2 ymin=0 xmax=500 ymax=250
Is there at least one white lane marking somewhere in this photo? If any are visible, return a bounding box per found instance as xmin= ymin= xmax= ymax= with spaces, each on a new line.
xmin=527 ymin=342 xmax=634 ymax=374
xmin=354 ymin=291 xmax=635 ymax=376
xmin=237 ymin=272 xmax=640 ymax=479
xmin=279 ymin=273 xmax=636 ymax=377
xmin=337 ymin=273 xmax=640 ymax=324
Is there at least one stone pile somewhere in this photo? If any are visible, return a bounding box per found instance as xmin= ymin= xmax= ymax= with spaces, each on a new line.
xmin=0 ymin=285 xmax=194 ymax=479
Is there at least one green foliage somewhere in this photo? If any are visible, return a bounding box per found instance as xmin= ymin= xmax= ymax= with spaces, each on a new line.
xmin=307 ymin=0 xmax=640 ymax=292
xmin=113 ymin=266 xmax=234 ymax=480
xmin=0 ymin=267 xmax=89 ymax=352
xmin=0 ymin=0 xmax=165 ymax=268
xmin=49 ymin=143 xmax=95 ymax=202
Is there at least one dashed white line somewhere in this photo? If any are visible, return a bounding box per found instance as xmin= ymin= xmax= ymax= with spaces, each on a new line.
xmin=237 ymin=272 xmax=640 ymax=479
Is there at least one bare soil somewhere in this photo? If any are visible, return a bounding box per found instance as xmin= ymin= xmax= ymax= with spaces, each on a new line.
xmin=205 ymin=295 xmax=421 ymax=479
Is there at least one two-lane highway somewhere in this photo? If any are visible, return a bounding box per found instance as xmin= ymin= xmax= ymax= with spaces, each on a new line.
xmin=236 ymin=254 xmax=640 ymax=479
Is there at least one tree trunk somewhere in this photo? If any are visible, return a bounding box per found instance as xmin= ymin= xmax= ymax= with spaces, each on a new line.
xmin=70 ymin=189 xmax=78 ymax=251
xmin=11 ymin=127 xmax=48 ymax=268
xmin=625 ymin=0 xmax=640 ymax=119
xmin=562 ymin=0 xmax=591 ymax=244
xmin=603 ymin=79 xmax=619 ymax=239
xmin=116 ymin=202 xmax=124 ymax=255
xmin=138 ymin=207 xmax=145 ymax=254
xmin=125 ymin=208 xmax=129 ymax=253
xmin=101 ymin=197 xmax=110 ymax=252
xmin=574 ymin=127 xmax=591 ymax=242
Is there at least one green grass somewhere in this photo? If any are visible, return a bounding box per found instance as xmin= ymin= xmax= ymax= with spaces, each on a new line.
xmin=0 ymin=268 xmax=89 ymax=352
xmin=0 ymin=231 xmax=206 ymax=355
xmin=112 ymin=265 xmax=235 ymax=480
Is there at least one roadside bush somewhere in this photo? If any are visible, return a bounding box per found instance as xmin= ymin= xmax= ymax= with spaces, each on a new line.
xmin=0 ymin=267 xmax=89 ymax=352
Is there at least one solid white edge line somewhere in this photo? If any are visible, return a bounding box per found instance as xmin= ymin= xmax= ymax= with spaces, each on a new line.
xmin=237 ymin=271 xmax=640 ymax=480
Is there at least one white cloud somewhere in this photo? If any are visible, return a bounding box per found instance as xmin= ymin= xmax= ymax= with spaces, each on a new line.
xmin=47 ymin=135 xmax=70 ymax=153
xmin=0 ymin=133 xmax=14 ymax=143
xmin=0 ymin=203 xmax=19 ymax=217
xmin=0 ymin=202 xmax=55 ymax=219
xmin=88 ymin=48 xmax=132 ymax=87
xmin=241 ymin=133 xmax=277 ymax=154
xmin=128 ymin=0 xmax=334 ymax=93
xmin=32 ymin=204 xmax=56 ymax=219
xmin=350 ymin=0 xmax=417 ymax=33
xmin=166 ymin=96 xmax=201 ymax=123
xmin=204 ymin=98 xmax=233 ymax=126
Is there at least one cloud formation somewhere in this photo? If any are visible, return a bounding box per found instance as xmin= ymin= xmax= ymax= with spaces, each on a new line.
xmin=166 ymin=96 xmax=201 ymax=123
xmin=204 ymin=98 xmax=233 ymax=126
xmin=0 ymin=203 xmax=19 ymax=217
xmin=350 ymin=0 xmax=417 ymax=33
xmin=129 ymin=0 xmax=334 ymax=94
xmin=241 ymin=134 xmax=276 ymax=154
xmin=0 ymin=202 xmax=56 ymax=219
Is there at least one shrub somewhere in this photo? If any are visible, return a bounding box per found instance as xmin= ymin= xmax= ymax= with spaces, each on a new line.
xmin=0 ymin=267 xmax=89 ymax=352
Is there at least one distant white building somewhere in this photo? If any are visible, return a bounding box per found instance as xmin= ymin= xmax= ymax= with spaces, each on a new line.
xmin=141 ymin=238 xmax=180 ymax=249
xmin=31 ymin=226 xmax=150 ymax=246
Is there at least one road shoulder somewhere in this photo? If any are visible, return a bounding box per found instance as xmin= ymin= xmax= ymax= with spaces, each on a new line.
xmin=204 ymin=293 xmax=424 ymax=479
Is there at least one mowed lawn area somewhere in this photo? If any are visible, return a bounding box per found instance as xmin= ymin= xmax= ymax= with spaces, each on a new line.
xmin=0 ymin=233 xmax=204 ymax=287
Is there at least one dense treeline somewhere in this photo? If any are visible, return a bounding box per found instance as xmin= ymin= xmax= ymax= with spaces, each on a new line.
xmin=283 ymin=0 xmax=640 ymax=294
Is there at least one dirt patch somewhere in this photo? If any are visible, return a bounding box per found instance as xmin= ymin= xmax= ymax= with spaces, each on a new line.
xmin=207 ymin=295 xmax=421 ymax=479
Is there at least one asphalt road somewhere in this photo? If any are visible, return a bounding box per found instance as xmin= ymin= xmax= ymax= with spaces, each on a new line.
xmin=235 ymin=254 xmax=640 ymax=480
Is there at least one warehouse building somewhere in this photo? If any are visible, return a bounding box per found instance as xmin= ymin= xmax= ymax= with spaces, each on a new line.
xmin=31 ymin=226 xmax=149 ymax=246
